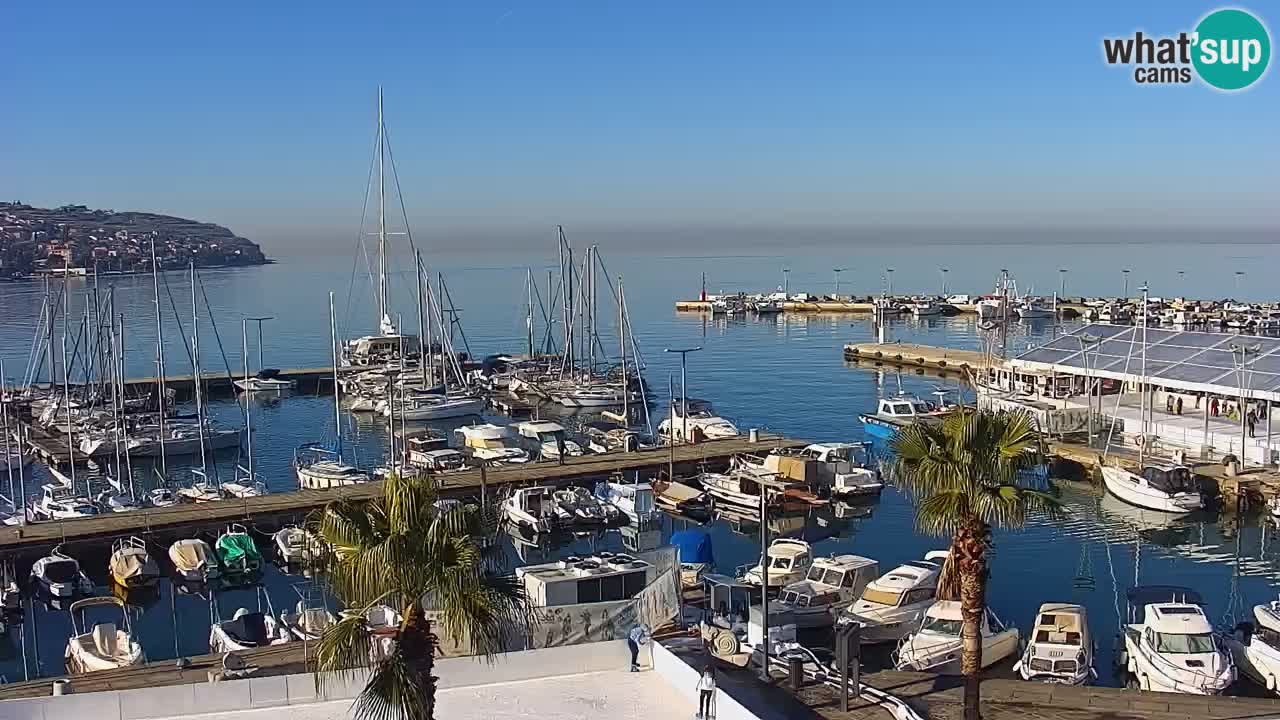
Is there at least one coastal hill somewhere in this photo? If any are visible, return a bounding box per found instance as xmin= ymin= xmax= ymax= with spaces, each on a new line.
xmin=0 ymin=202 xmax=269 ymax=278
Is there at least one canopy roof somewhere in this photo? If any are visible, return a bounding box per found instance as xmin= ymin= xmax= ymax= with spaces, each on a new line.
xmin=1012 ymin=324 xmax=1280 ymax=401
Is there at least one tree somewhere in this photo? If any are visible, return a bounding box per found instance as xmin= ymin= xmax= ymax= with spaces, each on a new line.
xmin=891 ymin=409 xmax=1061 ymax=720
xmin=312 ymin=472 xmax=533 ymax=720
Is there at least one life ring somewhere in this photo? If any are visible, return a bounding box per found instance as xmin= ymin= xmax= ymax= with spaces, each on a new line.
xmin=1135 ymin=435 xmax=1147 ymax=449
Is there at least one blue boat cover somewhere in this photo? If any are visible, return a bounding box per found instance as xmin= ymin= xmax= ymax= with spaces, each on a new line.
xmin=671 ymin=529 xmax=714 ymax=565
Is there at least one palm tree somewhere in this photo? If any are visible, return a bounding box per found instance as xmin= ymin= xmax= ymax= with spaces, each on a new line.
xmin=312 ymin=472 xmax=533 ymax=720
xmin=891 ymin=408 xmax=1061 ymax=720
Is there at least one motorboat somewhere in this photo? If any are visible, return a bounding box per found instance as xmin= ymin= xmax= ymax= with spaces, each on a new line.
xmin=403 ymin=428 xmax=449 ymax=466
xmin=1100 ymin=464 xmax=1202 ymax=513
xmin=1226 ymin=599 xmax=1280 ymax=694
xmin=280 ymin=597 xmax=337 ymax=641
xmin=95 ymin=490 xmax=141 ymax=514
xmin=233 ymin=369 xmax=296 ymax=393
xmin=274 ymin=525 xmax=322 ymax=565
xmin=552 ymin=486 xmax=613 ymax=526
xmin=594 ymin=481 xmax=659 ymax=525
xmin=216 ymin=524 xmax=263 ymax=579
xmin=294 ymin=444 xmax=371 ymax=489
xmin=382 ymin=392 xmax=484 ymax=421
xmin=169 ymin=538 xmax=220 ymax=584
xmin=342 ymin=604 xmax=403 ymax=660
xmin=515 ymin=420 xmax=583 ymax=460
xmin=1014 ymin=298 xmax=1054 ymax=319
xmin=64 ymin=597 xmax=144 ymax=673
xmin=502 ymin=486 xmax=559 ymax=533
xmin=108 ymin=536 xmax=160 ymax=588
xmin=1015 ymin=603 xmax=1095 ymax=685
xmin=658 ymin=398 xmax=739 ymax=443
xmin=176 ymin=469 xmax=225 ymax=503
xmin=1118 ymin=585 xmax=1233 ymax=694
xmin=1098 ymin=304 xmax=1133 ymax=324
xmin=671 ymin=528 xmax=715 ymax=589
xmin=702 ymin=468 xmax=825 ymax=513
xmin=550 ymin=384 xmax=635 ymax=408
xmin=456 ymin=423 xmax=531 ymax=465
xmin=777 ymin=555 xmax=879 ymax=628
xmin=769 ymin=442 xmax=882 ymax=498
xmin=148 ymin=487 xmax=179 ymax=508
xmin=838 ymin=551 xmax=949 ymax=643
xmin=894 ymin=601 xmax=1020 ymax=674
xmin=909 ymin=301 xmax=942 ymax=317
xmin=220 ymin=466 xmax=268 ymax=499
xmin=30 ymin=484 xmax=99 ymax=520
xmin=858 ymin=395 xmax=948 ymax=440
xmin=31 ymin=545 xmax=94 ymax=597
xmin=738 ymin=538 xmax=813 ymax=589
xmin=209 ymin=600 xmax=291 ymax=652
xmin=411 ymin=448 xmax=468 ymax=473
xmin=652 ymin=478 xmax=711 ymax=519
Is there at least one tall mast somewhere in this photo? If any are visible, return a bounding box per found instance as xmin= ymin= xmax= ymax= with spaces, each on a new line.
xmin=415 ymin=251 xmax=428 ymax=389
xmin=118 ymin=311 xmax=134 ymax=502
xmin=619 ymin=276 xmax=628 ymax=422
xmin=588 ymin=247 xmax=597 ymax=372
xmin=150 ymin=241 xmax=168 ymax=477
xmin=1138 ymin=284 xmax=1148 ymax=466
xmin=329 ymin=292 xmax=343 ymax=460
xmin=377 ymin=86 xmax=388 ymax=328
xmin=190 ymin=263 xmax=208 ymax=474
xmin=242 ymin=319 xmax=253 ymax=482
xmin=438 ymin=273 xmax=449 ymax=394
xmin=527 ymin=268 xmax=535 ymax=357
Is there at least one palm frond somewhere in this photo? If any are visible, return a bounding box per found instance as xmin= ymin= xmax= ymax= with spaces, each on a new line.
xmin=347 ymin=646 xmax=432 ymax=720
xmin=314 ymin=614 xmax=378 ymax=694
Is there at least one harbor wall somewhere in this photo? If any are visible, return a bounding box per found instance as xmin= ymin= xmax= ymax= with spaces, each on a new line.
xmin=652 ymin=641 xmax=759 ymax=720
xmin=0 ymin=640 xmax=635 ymax=720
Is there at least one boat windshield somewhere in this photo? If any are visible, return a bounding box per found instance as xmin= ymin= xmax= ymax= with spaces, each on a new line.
xmin=921 ymin=616 xmax=963 ymax=636
xmin=861 ymin=588 xmax=903 ymax=607
xmin=44 ymin=560 xmax=80 ymax=583
xmin=770 ymin=556 xmax=792 ymax=570
xmin=1155 ymin=632 xmax=1217 ymax=653
xmin=537 ymin=431 xmax=564 ymax=444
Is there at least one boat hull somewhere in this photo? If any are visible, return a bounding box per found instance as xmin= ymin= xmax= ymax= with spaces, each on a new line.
xmin=1100 ymin=466 xmax=1201 ymax=513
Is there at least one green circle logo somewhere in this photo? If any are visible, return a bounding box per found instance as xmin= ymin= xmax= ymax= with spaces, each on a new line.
xmin=1193 ymin=8 xmax=1271 ymax=90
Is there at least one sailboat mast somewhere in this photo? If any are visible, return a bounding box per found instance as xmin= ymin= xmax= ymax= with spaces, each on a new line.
xmin=588 ymin=247 xmax=597 ymax=372
xmin=329 ymin=292 xmax=343 ymax=459
xmin=377 ymin=86 xmax=388 ymax=328
xmin=190 ymin=263 xmax=208 ymax=474
xmin=1138 ymin=284 xmax=1148 ymax=466
xmin=619 ymin=276 xmax=628 ymax=422
xmin=527 ymin=268 xmax=535 ymax=358
xmin=438 ymin=273 xmax=449 ymax=393
xmin=118 ymin=311 xmax=134 ymax=502
xmin=242 ymin=319 xmax=253 ymax=481
xmin=415 ymin=251 xmax=428 ymax=388
xmin=150 ymin=241 xmax=168 ymax=476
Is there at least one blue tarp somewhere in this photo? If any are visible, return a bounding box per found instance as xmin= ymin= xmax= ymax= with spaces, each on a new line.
xmin=670 ymin=529 xmax=714 ymax=566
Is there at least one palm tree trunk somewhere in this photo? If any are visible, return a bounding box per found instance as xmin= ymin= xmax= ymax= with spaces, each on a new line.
xmin=401 ymin=602 xmax=440 ymax=720
xmin=955 ymin=518 xmax=989 ymax=720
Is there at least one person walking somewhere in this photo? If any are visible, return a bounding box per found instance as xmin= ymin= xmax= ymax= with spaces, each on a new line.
xmin=627 ymin=624 xmax=649 ymax=672
xmin=697 ymin=665 xmax=717 ymax=719
xmin=1211 ymin=397 xmax=1219 ymax=417
xmin=1176 ymin=395 xmax=1183 ymax=416
xmin=1248 ymin=409 xmax=1257 ymax=439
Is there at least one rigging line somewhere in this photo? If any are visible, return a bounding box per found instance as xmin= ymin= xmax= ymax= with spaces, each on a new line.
xmin=595 ymin=254 xmax=649 ymax=371
xmin=1102 ymin=327 xmax=1140 ymax=458
xmin=438 ymin=277 xmax=473 ymax=359
xmin=382 ymin=124 xmax=418 ymax=258
xmin=344 ymin=125 xmax=381 ymax=337
xmin=160 ymin=271 xmax=195 ymax=371
xmin=196 ymin=272 xmax=240 ymax=390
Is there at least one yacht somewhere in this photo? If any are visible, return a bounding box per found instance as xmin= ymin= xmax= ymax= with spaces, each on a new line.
xmin=858 ymin=395 xmax=947 ymax=440
xmin=515 ymin=420 xmax=583 ymax=460
xmin=551 ymin=384 xmax=635 ymax=408
xmin=738 ymin=538 xmax=813 ymax=589
xmin=1119 ymin=586 xmax=1234 ymax=694
xmin=777 ymin=555 xmax=879 ymax=628
xmin=31 ymin=545 xmax=94 ymax=597
xmin=456 ymin=423 xmax=530 ymax=465
xmin=658 ymin=398 xmax=739 ymax=442
xmin=64 ymin=597 xmax=144 ymax=673
xmin=108 ymin=536 xmax=160 ymax=588
xmin=894 ymin=601 xmax=1020 ymax=674
xmin=295 ymin=444 xmax=372 ymax=489
xmin=502 ymin=486 xmax=559 ymax=534
xmin=1015 ymin=603 xmax=1095 ymax=685
xmin=382 ymin=392 xmax=484 ymax=421
xmin=30 ymin=484 xmax=99 ymax=520
xmin=837 ymin=551 xmax=949 ymax=643
xmin=169 ymin=538 xmax=220 ymax=584
xmin=1100 ymin=464 xmax=1202 ymax=513
xmin=1226 ymin=598 xmax=1280 ymax=695
xmin=411 ymin=448 xmax=468 ymax=472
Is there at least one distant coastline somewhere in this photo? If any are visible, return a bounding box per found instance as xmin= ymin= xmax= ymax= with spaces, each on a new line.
xmin=0 ymin=202 xmax=269 ymax=280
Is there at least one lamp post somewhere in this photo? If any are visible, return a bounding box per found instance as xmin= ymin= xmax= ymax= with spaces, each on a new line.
xmin=782 ymin=268 xmax=790 ymax=298
xmin=1231 ymin=342 xmax=1260 ymax=468
xmin=1059 ymin=269 xmax=1068 ymax=300
xmin=244 ymin=316 xmax=274 ymax=374
xmin=885 ymin=268 xmax=895 ymax=297
xmin=833 ymin=267 xmax=845 ymax=299
xmin=1235 ymin=271 xmax=1245 ymax=299
xmin=1076 ymin=333 xmax=1101 ymax=447
xmin=1122 ymin=269 xmax=1131 ymax=299
xmin=664 ymin=347 xmax=702 ymax=443
xmin=939 ymin=267 xmax=949 ymax=296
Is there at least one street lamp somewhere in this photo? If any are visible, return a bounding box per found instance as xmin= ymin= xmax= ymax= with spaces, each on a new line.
xmin=833 ymin=267 xmax=845 ymax=298
xmin=885 ymin=268 xmax=895 ymax=297
xmin=1234 ymin=271 xmax=1245 ymax=299
xmin=1122 ymin=269 xmax=1131 ymax=298
xmin=1231 ymin=342 xmax=1261 ymax=468
xmin=664 ymin=347 xmax=702 ymax=442
xmin=939 ymin=267 xmax=949 ymax=296
xmin=1076 ymin=333 xmax=1101 ymax=446
xmin=244 ymin=316 xmax=275 ymax=374
xmin=782 ymin=268 xmax=791 ymax=297
xmin=1059 ymin=269 xmax=1068 ymax=299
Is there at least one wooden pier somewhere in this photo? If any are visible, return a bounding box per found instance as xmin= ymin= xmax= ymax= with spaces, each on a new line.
xmin=0 ymin=435 xmax=802 ymax=555
xmin=842 ymin=342 xmax=991 ymax=376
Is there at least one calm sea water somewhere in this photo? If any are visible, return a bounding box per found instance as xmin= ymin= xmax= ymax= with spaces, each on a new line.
xmin=1 ymin=241 xmax=1279 ymax=687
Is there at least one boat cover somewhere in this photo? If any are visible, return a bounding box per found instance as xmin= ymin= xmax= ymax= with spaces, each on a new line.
xmin=110 ymin=547 xmax=157 ymax=582
xmin=671 ymin=529 xmax=715 ymax=565
xmin=170 ymin=540 xmax=213 ymax=572
xmin=657 ymin=481 xmax=704 ymax=504
xmin=217 ymin=533 xmax=261 ymax=569
xmin=223 ymin=613 xmax=269 ymax=646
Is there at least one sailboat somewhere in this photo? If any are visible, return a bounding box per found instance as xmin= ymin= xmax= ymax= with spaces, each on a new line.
xmin=1100 ymin=285 xmax=1204 ymax=513
xmin=296 ymin=292 xmax=371 ymax=489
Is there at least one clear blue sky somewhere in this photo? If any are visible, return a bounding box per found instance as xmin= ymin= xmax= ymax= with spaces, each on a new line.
xmin=2 ymin=1 xmax=1276 ymax=251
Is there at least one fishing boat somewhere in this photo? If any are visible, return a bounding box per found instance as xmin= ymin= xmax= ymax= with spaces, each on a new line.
xmin=1014 ymin=297 xmax=1054 ymax=319
xmin=777 ymin=554 xmax=879 ymax=628
xmin=209 ymin=589 xmax=291 ymax=653
xmin=456 ymin=423 xmax=531 ymax=465
xmin=169 ymin=538 xmax=220 ymax=584
xmin=738 ymin=538 xmax=813 ymax=589
xmin=1100 ymin=464 xmax=1202 ymax=513
xmin=837 ymin=550 xmax=949 ymax=643
xmin=700 ymin=469 xmax=820 ymax=513
xmin=894 ymin=601 xmax=1020 ymax=674
xmin=1226 ymin=598 xmax=1280 ymax=694
xmin=216 ymin=524 xmax=262 ymax=579
xmin=515 ymin=420 xmax=583 ymax=460
xmin=31 ymin=545 xmax=93 ymax=597
xmin=652 ymin=478 xmax=711 ymax=518
xmin=108 ymin=536 xmax=160 ymax=588
xmin=502 ymin=486 xmax=559 ymax=534
xmin=64 ymin=597 xmax=144 ymax=673
xmin=1015 ymin=602 xmax=1095 ymax=685
xmin=1118 ymin=585 xmax=1234 ymax=694
xmin=858 ymin=395 xmax=949 ymax=441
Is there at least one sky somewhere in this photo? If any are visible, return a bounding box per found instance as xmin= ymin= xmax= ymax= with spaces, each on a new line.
xmin=1 ymin=1 xmax=1277 ymax=253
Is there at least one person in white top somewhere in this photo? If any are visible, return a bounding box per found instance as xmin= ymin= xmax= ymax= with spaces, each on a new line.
xmin=697 ymin=665 xmax=716 ymax=719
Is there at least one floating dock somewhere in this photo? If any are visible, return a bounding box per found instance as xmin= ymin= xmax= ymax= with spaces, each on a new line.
xmin=0 ymin=435 xmax=802 ymax=555
xmin=841 ymin=342 xmax=992 ymax=375
xmin=677 ymin=299 xmax=1089 ymax=316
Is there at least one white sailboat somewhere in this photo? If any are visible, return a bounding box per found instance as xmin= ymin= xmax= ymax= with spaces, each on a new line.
xmin=296 ymin=292 xmax=371 ymax=490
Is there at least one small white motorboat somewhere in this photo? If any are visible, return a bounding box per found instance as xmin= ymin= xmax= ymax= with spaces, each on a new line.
xmin=169 ymin=538 xmax=221 ymax=584
xmin=31 ymin=545 xmax=94 ymax=598
xmin=1015 ymin=602 xmax=1095 ymax=685
xmin=209 ymin=607 xmax=292 ymax=652
xmin=1119 ymin=585 xmax=1234 ymax=694
xmin=894 ymin=601 xmax=1020 ymax=675
xmin=1100 ymin=464 xmax=1202 ymax=514
xmin=778 ymin=554 xmax=879 ymax=628
xmin=64 ymin=597 xmax=144 ymax=673
xmin=234 ymin=369 xmax=296 ymax=393
xmin=280 ymin=598 xmax=337 ymax=641
xmin=273 ymin=525 xmax=322 ymax=565
xmin=502 ymin=486 xmax=559 ymax=534
xmin=838 ymin=551 xmax=949 ymax=644
xmin=148 ymin=487 xmax=180 ymax=507
xmin=109 ymin=536 xmax=161 ymax=588
xmin=738 ymin=538 xmax=813 ymax=589
xmin=1227 ymin=598 xmax=1280 ymax=694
